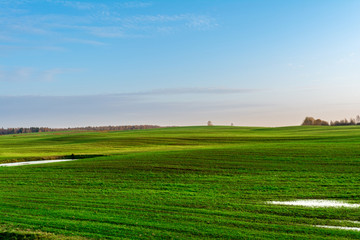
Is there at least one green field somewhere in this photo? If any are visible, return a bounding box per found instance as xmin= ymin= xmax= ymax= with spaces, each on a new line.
xmin=1 ymin=126 xmax=360 ymax=239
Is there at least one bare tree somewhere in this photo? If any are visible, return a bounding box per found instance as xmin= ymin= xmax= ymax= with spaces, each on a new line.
xmin=207 ymin=121 xmax=213 ymax=126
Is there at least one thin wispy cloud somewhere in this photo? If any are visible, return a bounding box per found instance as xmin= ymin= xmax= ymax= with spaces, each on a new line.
xmin=123 ymin=87 xmax=257 ymax=96
xmin=0 ymin=33 xmax=17 ymax=42
xmin=337 ymin=52 xmax=358 ymax=64
xmin=47 ymin=0 xmax=152 ymax=10
xmin=10 ymin=23 xmax=51 ymax=35
xmin=287 ymin=63 xmax=305 ymax=69
xmin=82 ymin=26 xmax=125 ymax=38
xmin=0 ymin=0 xmax=31 ymax=7
xmin=48 ymin=0 xmax=99 ymax=10
xmin=0 ymin=93 xmax=267 ymax=128
xmin=124 ymin=14 xmax=217 ymax=31
xmin=118 ymin=1 xmax=153 ymax=9
xmin=63 ymin=38 xmax=106 ymax=46
xmin=0 ymin=67 xmax=80 ymax=82
xmin=0 ymin=45 xmax=64 ymax=52
xmin=0 ymin=0 xmax=217 ymax=49
xmin=1 ymin=87 xmax=258 ymax=97
xmin=1 ymin=1 xmax=359 ymax=128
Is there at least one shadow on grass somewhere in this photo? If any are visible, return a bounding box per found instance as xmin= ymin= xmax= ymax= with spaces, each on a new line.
xmin=0 ymin=232 xmax=43 ymax=240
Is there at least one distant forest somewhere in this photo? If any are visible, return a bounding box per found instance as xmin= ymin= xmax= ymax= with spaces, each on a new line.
xmin=0 ymin=125 xmax=160 ymax=135
xmin=302 ymin=116 xmax=360 ymax=126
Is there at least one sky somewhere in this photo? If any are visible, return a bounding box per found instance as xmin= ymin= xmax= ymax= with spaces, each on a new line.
xmin=1 ymin=0 xmax=360 ymax=128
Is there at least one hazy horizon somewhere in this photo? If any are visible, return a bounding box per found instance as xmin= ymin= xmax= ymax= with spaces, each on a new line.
xmin=1 ymin=0 xmax=360 ymax=128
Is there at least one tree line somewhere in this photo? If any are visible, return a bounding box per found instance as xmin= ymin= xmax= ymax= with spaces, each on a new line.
xmin=302 ymin=116 xmax=360 ymax=126
xmin=0 ymin=125 xmax=160 ymax=135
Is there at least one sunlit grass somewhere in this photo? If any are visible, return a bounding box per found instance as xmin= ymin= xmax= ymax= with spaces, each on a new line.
xmin=1 ymin=126 xmax=360 ymax=239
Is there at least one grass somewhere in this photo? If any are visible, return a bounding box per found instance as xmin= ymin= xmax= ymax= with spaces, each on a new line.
xmin=1 ymin=126 xmax=360 ymax=239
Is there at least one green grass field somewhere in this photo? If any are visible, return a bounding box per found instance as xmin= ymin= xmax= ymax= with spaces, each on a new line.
xmin=1 ymin=126 xmax=360 ymax=239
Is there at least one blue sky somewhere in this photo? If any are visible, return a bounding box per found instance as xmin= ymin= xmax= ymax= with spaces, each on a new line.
xmin=1 ymin=0 xmax=360 ymax=127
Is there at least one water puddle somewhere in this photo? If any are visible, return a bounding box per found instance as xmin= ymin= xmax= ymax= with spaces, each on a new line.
xmin=0 ymin=159 xmax=77 ymax=167
xmin=268 ymin=200 xmax=360 ymax=232
xmin=343 ymin=220 xmax=360 ymax=224
xmin=315 ymin=225 xmax=360 ymax=231
xmin=268 ymin=199 xmax=360 ymax=208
